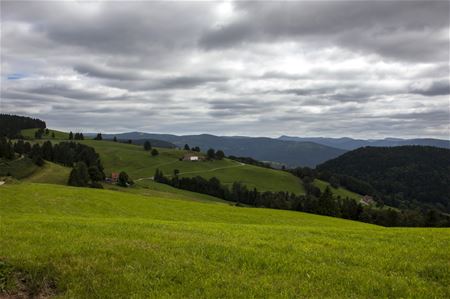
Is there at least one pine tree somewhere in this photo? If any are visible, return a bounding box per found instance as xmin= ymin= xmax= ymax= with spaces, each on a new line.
xmin=68 ymin=162 xmax=90 ymax=187
xmin=69 ymin=131 xmax=73 ymax=140
xmin=144 ymin=141 xmax=152 ymax=151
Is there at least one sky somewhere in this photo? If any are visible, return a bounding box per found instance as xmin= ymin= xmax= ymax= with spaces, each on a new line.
xmin=1 ymin=0 xmax=449 ymax=139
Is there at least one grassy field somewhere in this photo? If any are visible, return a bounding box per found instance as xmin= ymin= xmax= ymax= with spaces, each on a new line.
xmin=1 ymin=183 xmax=449 ymax=298
xmin=313 ymin=179 xmax=363 ymax=201
xmin=0 ymin=156 xmax=38 ymax=179
xmin=103 ymin=180 xmax=230 ymax=204
xmin=80 ymin=140 xmax=304 ymax=194
xmin=23 ymin=161 xmax=71 ymax=185
xmin=21 ymin=128 xmax=70 ymax=140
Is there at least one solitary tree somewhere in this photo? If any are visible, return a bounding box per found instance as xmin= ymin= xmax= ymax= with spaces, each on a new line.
xmin=51 ymin=132 xmax=55 ymax=138
xmin=113 ymin=136 xmax=117 ymax=142
xmin=118 ymin=171 xmax=130 ymax=187
xmin=184 ymin=144 xmax=190 ymax=151
xmin=207 ymin=148 xmax=216 ymax=160
xmin=69 ymin=131 xmax=73 ymax=140
xmin=144 ymin=141 xmax=152 ymax=151
xmin=215 ymin=150 xmax=225 ymax=160
xmin=94 ymin=133 xmax=103 ymax=140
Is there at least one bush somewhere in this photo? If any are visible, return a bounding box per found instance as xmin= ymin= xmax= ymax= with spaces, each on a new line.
xmin=117 ymin=171 xmax=132 ymax=187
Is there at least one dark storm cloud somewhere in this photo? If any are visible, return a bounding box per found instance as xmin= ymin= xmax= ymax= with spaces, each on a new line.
xmin=1 ymin=0 xmax=449 ymax=138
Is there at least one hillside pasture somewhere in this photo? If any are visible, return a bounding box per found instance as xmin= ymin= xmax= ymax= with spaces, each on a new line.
xmin=1 ymin=183 xmax=449 ymax=298
xmin=313 ymin=179 xmax=363 ymax=201
xmin=80 ymin=140 xmax=304 ymax=194
xmin=23 ymin=161 xmax=71 ymax=185
xmin=21 ymin=128 xmax=70 ymax=140
xmin=0 ymin=156 xmax=38 ymax=179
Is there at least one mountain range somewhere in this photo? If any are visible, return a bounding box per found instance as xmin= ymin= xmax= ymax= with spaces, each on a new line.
xmin=95 ymin=132 xmax=449 ymax=167
xmin=98 ymin=132 xmax=346 ymax=167
xmin=279 ymin=136 xmax=450 ymax=150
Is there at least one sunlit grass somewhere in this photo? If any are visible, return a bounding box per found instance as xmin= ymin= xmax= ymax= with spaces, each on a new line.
xmin=1 ymin=183 xmax=449 ymax=298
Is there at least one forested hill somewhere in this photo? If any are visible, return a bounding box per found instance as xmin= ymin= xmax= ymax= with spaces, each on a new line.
xmin=317 ymin=146 xmax=450 ymax=212
xmin=0 ymin=114 xmax=46 ymax=138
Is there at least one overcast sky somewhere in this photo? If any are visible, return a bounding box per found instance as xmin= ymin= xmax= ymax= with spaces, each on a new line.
xmin=1 ymin=0 xmax=449 ymax=139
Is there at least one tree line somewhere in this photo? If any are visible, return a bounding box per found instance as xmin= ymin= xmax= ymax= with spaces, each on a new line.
xmin=290 ymin=166 xmax=377 ymax=199
xmin=153 ymin=168 xmax=450 ymax=227
xmin=0 ymin=114 xmax=46 ymax=138
xmin=228 ymin=156 xmax=272 ymax=168
xmin=0 ymin=137 xmax=105 ymax=188
xmin=69 ymin=132 xmax=85 ymax=140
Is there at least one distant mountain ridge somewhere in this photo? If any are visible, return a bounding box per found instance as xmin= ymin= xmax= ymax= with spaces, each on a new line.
xmin=279 ymin=135 xmax=450 ymax=150
xmin=99 ymin=132 xmax=346 ymax=167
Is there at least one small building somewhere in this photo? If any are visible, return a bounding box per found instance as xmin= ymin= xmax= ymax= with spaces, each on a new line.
xmin=111 ymin=172 xmax=119 ymax=183
xmin=360 ymin=195 xmax=375 ymax=206
xmin=182 ymin=154 xmax=201 ymax=161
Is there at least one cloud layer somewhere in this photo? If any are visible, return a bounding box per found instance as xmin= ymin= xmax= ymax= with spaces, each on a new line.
xmin=1 ymin=0 xmax=449 ymax=138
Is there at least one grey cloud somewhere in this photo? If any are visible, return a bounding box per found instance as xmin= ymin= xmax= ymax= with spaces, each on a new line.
xmin=409 ymin=80 xmax=450 ymax=96
xmin=200 ymin=1 xmax=449 ymax=62
xmin=1 ymin=1 xmax=449 ymax=138
xmin=208 ymin=99 xmax=274 ymax=117
xmin=73 ymin=63 xmax=147 ymax=81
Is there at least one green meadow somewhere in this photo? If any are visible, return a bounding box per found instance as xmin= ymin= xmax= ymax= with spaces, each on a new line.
xmin=1 ymin=183 xmax=449 ymax=298
xmin=21 ymin=128 xmax=70 ymax=140
xmin=23 ymin=161 xmax=71 ymax=185
xmin=80 ymin=139 xmax=304 ymax=194
xmin=313 ymin=179 xmax=363 ymax=201
xmin=0 ymin=156 xmax=38 ymax=179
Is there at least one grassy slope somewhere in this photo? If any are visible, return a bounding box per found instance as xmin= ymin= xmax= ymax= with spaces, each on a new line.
xmin=21 ymin=128 xmax=70 ymax=140
xmin=23 ymin=161 xmax=71 ymax=185
xmin=80 ymin=140 xmax=304 ymax=194
xmin=1 ymin=183 xmax=449 ymax=298
xmin=313 ymin=179 xmax=363 ymax=201
xmin=0 ymin=156 xmax=38 ymax=179
xmin=102 ymin=180 xmax=230 ymax=204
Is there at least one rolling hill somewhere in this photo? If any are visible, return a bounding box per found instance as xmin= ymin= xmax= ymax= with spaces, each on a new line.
xmin=79 ymin=139 xmax=305 ymax=194
xmin=1 ymin=183 xmax=449 ymax=298
xmin=21 ymin=128 xmax=70 ymax=140
xmin=99 ymin=132 xmax=346 ymax=167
